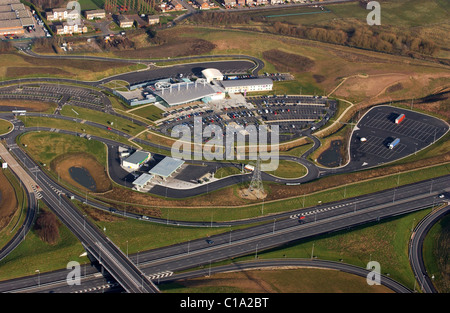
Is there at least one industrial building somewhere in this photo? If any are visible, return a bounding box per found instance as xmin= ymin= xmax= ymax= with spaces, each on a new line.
xmin=148 ymin=157 xmax=185 ymax=180
xmin=0 ymin=0 xmax=34 ymax=35
xmin=122 ymin=150 xmax=151 ymax=170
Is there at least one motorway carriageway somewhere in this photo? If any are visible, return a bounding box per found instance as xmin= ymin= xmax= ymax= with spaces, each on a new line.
xmin=1 ymin=174 xmax=448 ymax=293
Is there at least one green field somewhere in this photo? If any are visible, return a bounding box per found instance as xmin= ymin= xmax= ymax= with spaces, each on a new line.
xmin=60 ymin=105 xmax=146 ymax=136
xmin=130 ymin=104 xmax=165 ymax=122
xmin=422 ymin=213 xmax=450 ymax=293
xmin=18 ymin=131 xmax=107 ymax=167
xmin=0 ymin=201 xmax=88 ymax=281
xmin=265 ymin=159 xmax=307 ymax=178
xmin=0 ymin=119 xmax=12 ymax=135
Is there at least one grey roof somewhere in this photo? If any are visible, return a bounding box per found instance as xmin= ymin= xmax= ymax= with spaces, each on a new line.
xmin=152 ymin=81 xmax=219 ymax=106
xmin=220 ymin=78 xmax=273 ymax=88
xmin=148 ymin=157 xmax=184 ymax=178
xmin=132 ymin=173 xmax=154 ymax=187
xmin=123 ymin=151 xmax=150 ymax=165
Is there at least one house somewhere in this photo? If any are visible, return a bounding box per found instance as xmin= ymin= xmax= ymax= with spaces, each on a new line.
xmin=45 ymin=8 xmax=79 ymax=21
xmin=200 ymin=1 xmax=210 ymax=9
xmin=117 ymin=14 xmax=134 ymax=28
xmin=84 ymin=9 xmax=105 ymax=20
xmin=171 ymin=0 xmax=184 ymax=10
xmin=54 ymin=22 xmax=87 ymax=35
xmin=147 ymin=15 xmax=160 ymax=25
xmin=223 ymin=0 xmax=236 ymax=7
xmin=236 ymin=0 xmax=246 ymax=6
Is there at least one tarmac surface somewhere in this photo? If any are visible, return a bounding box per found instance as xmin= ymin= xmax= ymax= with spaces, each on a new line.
xmin=332 ymin=105 xmax=449 ymax=174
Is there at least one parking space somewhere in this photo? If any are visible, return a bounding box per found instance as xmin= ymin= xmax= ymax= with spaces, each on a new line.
xmin=154 ymin=94 xmax=337 ymax=144
xmin=347 ymin=105 xmax=449 ymax=169
xmin=0 ymin=83 xmax=107 ymax=110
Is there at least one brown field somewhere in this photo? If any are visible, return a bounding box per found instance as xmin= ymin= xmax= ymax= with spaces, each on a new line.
xmin=113 ymin=37 xmax=216 ymax=59
xmin=6 ymin=66 xmax=70 ymax=78
xmin=0 ymin=99 xmax=55 ymax=112
xmin=168 ymin=268 xmax=393 ymax=293
xmin=0 ymin=170 xmax=18 ymax=231
xmin=262 ymin=49 xmax=315 ymax=73
xmin=50 ymin=153 xmax=112 ymax=193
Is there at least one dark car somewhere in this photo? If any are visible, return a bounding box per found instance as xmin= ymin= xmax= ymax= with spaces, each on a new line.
xmin=206 ymin=239 xmax=214 ymax=245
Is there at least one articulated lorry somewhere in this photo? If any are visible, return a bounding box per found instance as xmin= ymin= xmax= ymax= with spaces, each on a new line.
xmin=389 ymin=138 xmax=400 ymax=149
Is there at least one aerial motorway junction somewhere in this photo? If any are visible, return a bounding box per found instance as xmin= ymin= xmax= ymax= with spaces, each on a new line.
xmin=0 ymin=52 xmax=449 ymax=294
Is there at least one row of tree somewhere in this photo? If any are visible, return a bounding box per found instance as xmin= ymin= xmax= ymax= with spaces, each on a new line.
xmin=189 ymin=11 xmax=252 ymax=25
xmin=30 ymin=0 xmax=66 ymax=10
xmin=188 ymin=11 xmax=440 ymax=58
xmin=104 ymin=0 xmax=157 ymax=14
xmin=271 ymin=21 xmax=440 ymax=57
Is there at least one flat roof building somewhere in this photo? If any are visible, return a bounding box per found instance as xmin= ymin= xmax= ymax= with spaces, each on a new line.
xmin=122 ymin=150 xmax=151 ymax=170
xmin=152 ymin=79 xmax=224 ymax=107
xmin=132 ymin=173 xmax=154 ymax=191
xmin=220 ymin=78 xmax=273 ymax=94
xmin=201 ymin=68 xmax=224 ymax=83
xmin=0 ymin=0 xmax=33 ymax=35
xmin=148 ymin=157 xmax=184 ymax=180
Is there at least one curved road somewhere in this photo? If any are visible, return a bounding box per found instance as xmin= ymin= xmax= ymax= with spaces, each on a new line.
xmin=409 ymin=205 xmax=449 ymax=293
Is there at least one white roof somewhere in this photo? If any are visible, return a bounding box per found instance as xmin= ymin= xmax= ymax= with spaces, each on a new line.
xmin=201 ymin=68 xmax=223 ymax=80
xmin=153 ymin=81 xmax=218 ymax=106
xmin=148 ymin=157 xmax=184 ymax=178
xmin=221 ymin=78 xmax=273 ymax=88
xmin=132 ymin=173 xmax=154 ymax=187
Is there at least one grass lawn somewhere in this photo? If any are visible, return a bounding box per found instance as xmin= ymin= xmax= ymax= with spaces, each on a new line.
xmin=60 ymin=105 xmax=146 ymax=136
xmin=0 ymin=119 xmax=12 ymax=135
xmin=129 ymin=104 xmax=165 ymax=122
xmin=0 ymin=201 xmax=88 ymax=281
xmin=18 ymin=131 xmax=107 ymax=167
xmin=0 ymin=168 xmax=27 ymax=250
xmin=422 ymin=212 xmax=450 ymax=293
xmin=161 ymin=267 xmax=392 ymax=293
xmin=18 ymin=116 xmax=141 ymax=149
xmin=264 ymin=159 xmax=307 ymax=179
xmin=0 ymin=52 xmax=147 ymax=82
xmin=214 ymin=166 xmax=241 ymax=179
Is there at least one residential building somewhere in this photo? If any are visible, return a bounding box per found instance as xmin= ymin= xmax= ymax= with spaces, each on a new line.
xmin=147 ymin=15 xmax=159 ymax=25
xmin=117 ymin=14 xmax=134 ymax=28
xmin=46 ymin=8 xmax=80 ymax=21
xmin=84 ymin=9 xmax=106 ymax=20
xmin=223 ymin=0 xmax=236 ymax=7
xmin=54 ymin=22 xmax=87 ymax=35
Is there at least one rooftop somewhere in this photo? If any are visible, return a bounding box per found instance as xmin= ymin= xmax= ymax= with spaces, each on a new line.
xmin=220 ymin=78 xmax=273 ymax=88
xmin=152 ymin=80 xmax=220 ymax=106
xmin=123 ymin=151 xmax=150 ymax=165
xmin=132 ymin=173 xmax=154 ymax=187
xmin=148 ymin=157 xmax=184 ymax=178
